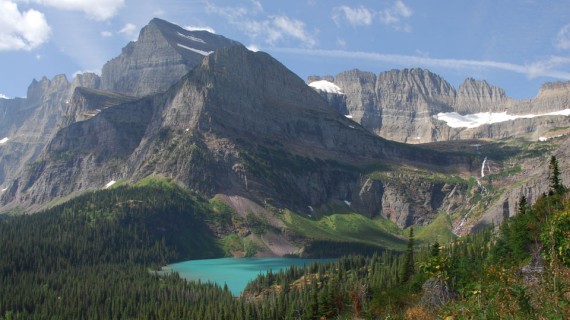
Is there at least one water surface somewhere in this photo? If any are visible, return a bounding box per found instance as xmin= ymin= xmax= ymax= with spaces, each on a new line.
xmin=163 ymin=257 xmax=334 ymax=295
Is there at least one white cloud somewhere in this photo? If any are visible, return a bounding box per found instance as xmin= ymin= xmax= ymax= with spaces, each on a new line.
xmin=556 ymin=24 xmax=570 ymax=50
xmin=100 ymin=30 xmax=113 ymax=37
xmin=393 ymin=0 xmax=413 ymax=17
xmin=184 ymin=25 xmax=216 ymax=33
xmin=0 ymin=93 xmax=8 ymax=99
xmin=72 ymin=69 xmax=100 ymax=78
xmin=271 ymin=15 xmax=316 ymax=47
xmin=247 ymin=44 xmax=260 ymax=52
xmin=24 ymin=0 xmax=124 ymax=21
xmin=0 ymin=0 xmax=51 ymax=50
xmin=207 ymin=2 xmax=316 ymax=47
xmin=526 ymin=56 xmax=570 ymax=79
xmin=332 ymin=5 xmax=373 ymax=27
xmin=379 ymin=0 xmax=413 ymax=32
xmin=331 ymin=2 xmax=412 ymax=31
xmin=119 ymin=23 xmax=136 ymax=35
xmin=272 ymin=47 xmax=570 ymax=81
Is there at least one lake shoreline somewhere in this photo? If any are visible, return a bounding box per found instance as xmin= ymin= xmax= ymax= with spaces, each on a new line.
xmin=161 ymin=257 xmax=336 ymax=296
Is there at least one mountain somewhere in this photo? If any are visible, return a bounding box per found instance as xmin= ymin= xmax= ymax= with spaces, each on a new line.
xmin=454 ymin=78 xmax=509 ymax=114
xmin=310 ymin=69 xmax=570 ymax=143
xmin=2 ymin=45 xmax=474 ymax=232
xmin=1 ymin=18 xmax=568 ymax=257
xmin=0 ymin=74 xmax=77 ymax=190
xmin=0 ymin=18 xmax=240 ymax=198
xmin=100 ymin=18 xmax=241 ymax=97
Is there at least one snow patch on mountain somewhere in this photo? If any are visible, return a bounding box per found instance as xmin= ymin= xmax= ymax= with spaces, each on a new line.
xmin=539 ymin=134 xmax=565 ymax=142
xmin=436 ymin=109 xmax=570 ymax=128
xmin=104 ymin=180 xmax=116 ymax=189
xmin=0 ymin=137 xmax=8 ymax=144
xmin=309 ymin=80 xmax=344 ymax=94
xmin=177 ymin=43 xmax=213 ymax=56
xmin=177 ymin=32 xmax=206 ymax=44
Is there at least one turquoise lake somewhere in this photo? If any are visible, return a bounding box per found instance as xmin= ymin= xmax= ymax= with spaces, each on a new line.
xmin=163 ymin=257 xmax=334 ymax=296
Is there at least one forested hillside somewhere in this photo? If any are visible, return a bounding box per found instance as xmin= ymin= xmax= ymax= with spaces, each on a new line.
xmin=0 ymin=159 xmax=568 ymax=319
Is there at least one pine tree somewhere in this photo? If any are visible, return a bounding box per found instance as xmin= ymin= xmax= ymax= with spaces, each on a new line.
xmin=517 ymin=195 xmax=528 ymax=216
xmin=401 ymin=227 xmax=415 ymax=283
xmin=431 ymin=241 xmax=440 ymax=257
xmin=549 ymin=155 xmax=564 ymax=195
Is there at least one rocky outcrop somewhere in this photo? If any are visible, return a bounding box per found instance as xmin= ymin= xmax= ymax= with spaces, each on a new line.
xmin=455 ymin=78 xmax=509 ymax=113
xmin=60 ymin=87 xmax=137 ymax=127
xmin=311 ymin=70 xmax=570 ymax=143
xmin=0 ymin=18 xmax=238 ymax=194
xmin=314 ymin=68 xmax=456 ymax=143
xmin=333 ymin=69 xmax=379 ymax=128
xmin=374 ymin=68 xmax=456 ymax=143
xmin=468 ymin=137 xmax=570 ymax=234
xmin=0 ymin=75 xmax=72 ymax=188
xmin=70 ymin=72 xmax=101 ymax=93
xmin=7 ymin=96 xmax=156 ymax=206
xmin=100 ymin=18 xmax=240 ymax=97
xmin=352 ymin=175 xmax=467 ymax=227
xmin=0 ymin=72 xmax=108 ymax=190
xmin=509 ymin=81 xmax=570 ymax=114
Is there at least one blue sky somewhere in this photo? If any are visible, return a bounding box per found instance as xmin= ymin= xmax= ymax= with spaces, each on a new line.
xmin=1 ymin=0 xmax=570 ymax=99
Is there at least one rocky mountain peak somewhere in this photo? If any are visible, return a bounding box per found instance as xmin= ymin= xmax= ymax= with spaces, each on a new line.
xmin=537 ymin=81 xmax=570 ymax=98
xmin=100 ymin=18 xmax=240 ymax=97
xmin=27 ymin=75 xmax=69 ymax=106
xmin=307 ymin=75 xmax=335 ymax=84
xmin=455 ymin=77 xmax=508 ymax=113
xmin=378 ymin=68 xmax=456 ymax=98
xmin=332 ymin=69 xmax=378 ymax=122
xmin=69 ymin=72 xmax=101 ymax=94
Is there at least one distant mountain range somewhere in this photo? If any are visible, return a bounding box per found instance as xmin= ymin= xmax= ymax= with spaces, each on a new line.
xmin=309 ymin=69 xmax=570 ymax=143
xmin=1 ymin=18 xmax=568 ymax=254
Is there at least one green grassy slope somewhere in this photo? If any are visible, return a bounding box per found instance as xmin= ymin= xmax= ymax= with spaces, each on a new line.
xmin=282 ymin=211 xmax=407 ymax=250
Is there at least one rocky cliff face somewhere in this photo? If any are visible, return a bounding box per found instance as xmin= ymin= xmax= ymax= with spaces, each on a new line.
xmin=455 ymin=78 xmax=509 ymax=113
xmin=374 ymin=68 xmax=456 ymax=143
xmin=0 ymin=18 xmax=239 ymax=196
xmin=332 ymin=70 xmax=379 ymax=126
xmin=3 ymin=18 xmax=567 ymax=246
xmin=0 ymin=70 xmax=111 ymax=190
xmin=2 ymin=45 xmax=475 ymax=230
xmin=100 ymin=18 xmax=240 ymax=97
xmin=313 ymin=68 xmax=457 ymax=143
xmin=311 ymin=70 xmax=570 ymax=143
xmin=508 ymin=81 xmax=570 ymax=115
xmin=0 ymin=75 xmax=74 ymax=189
xmin=59 ymin=87 xmax=137 ymax=127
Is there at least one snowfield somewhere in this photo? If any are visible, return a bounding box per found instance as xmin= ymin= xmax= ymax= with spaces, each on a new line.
xmin=177 ymin=32 xmax=206 ymax=44
xmin=308 ymin=80 xmax=344 ymax=94
xmin=177 ymin=43 xmax=213 ymax=56
xmin=0 ymin=137 xmax=8 ymax=144
xmin=435 ymin=109 xmax=570 ymax=128
xmin=104 ymin=180 xmax=116 ymax=189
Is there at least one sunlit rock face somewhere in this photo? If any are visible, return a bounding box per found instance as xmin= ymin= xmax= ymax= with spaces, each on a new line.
xmin=100 ymin=18 xmax=240 ymax=97
xmin=311 ymin=70 xmax=570 ymax=143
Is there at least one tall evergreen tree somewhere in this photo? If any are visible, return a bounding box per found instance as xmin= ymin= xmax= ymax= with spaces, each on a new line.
xmin=401 ymin=227 xmax=415 ymax=283
xmin=517 ymin=195 xmax=528 ymax=216
xmin=549 ymin=155 xmax=564 ymax=195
